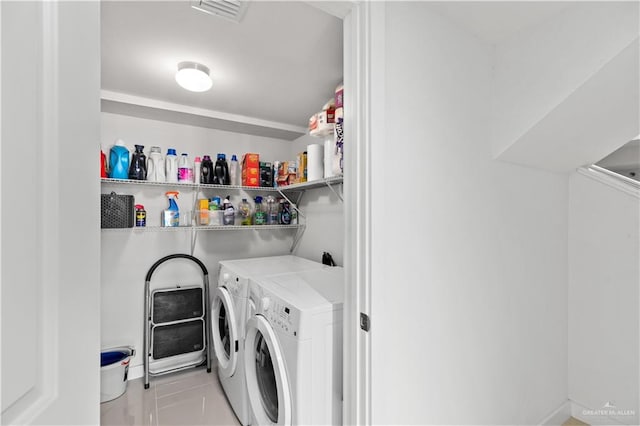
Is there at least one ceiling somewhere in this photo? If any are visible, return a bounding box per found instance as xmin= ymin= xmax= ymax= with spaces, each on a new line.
xmin=427 ymin=1 xmax=575 ymax=44
xmin=101 ymin=1 xmax=343 ymax=135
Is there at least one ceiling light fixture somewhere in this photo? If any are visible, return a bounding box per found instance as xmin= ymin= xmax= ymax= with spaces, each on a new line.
xmin=175 ymin=61 xmax=212 ymax=92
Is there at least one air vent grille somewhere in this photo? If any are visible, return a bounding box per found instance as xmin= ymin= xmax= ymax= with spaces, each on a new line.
xmin=191 ymin=0 xmax=248 ymax=23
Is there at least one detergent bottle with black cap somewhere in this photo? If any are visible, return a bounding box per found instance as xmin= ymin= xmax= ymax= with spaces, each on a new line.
xmin=213 ymin=153 xmax=230 ymax=185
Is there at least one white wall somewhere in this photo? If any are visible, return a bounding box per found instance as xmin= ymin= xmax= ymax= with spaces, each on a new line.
xmin=492 ymin=2 xmax=639 ymax=160
xmin=291 ymin=134 xmax=344 ymax=266
xmin=369 ymin=3 xmax=569 ymax=424
xmin=101 ymin=113 xmax=306 ymax=374
xmin=568 ymin=172 xmax=639 ymax=425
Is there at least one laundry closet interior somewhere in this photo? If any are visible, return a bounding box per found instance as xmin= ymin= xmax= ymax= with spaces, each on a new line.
xmin=100 ymin=1 xmax=345 ymax=423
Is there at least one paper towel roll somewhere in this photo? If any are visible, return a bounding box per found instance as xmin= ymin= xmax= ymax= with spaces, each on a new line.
xmin=324 ymin=136 xmax=335 ymax=178
xmin=307 ymin=144 xmax=324 ymax=181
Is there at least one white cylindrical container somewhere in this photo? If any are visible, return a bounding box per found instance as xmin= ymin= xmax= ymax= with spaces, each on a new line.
xmin=165 ymin=148 xmax=178 ymax=183
xmin=194 ymin=156 xmax=201 ymax=184
xmin=306 ymin=144 xmax=324 ymax=181
xmin=323 ymin=135 xmax=335 ymax=178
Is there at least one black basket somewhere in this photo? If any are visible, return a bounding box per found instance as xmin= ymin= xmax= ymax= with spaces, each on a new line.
xmin=101 ymin=191 xmax=134 ymax=228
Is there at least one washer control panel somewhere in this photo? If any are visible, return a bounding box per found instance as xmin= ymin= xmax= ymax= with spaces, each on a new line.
xmin=219 ymin=268 xmax=245 ymax=297
xmin=263 ymin=297 xmax=298 ymax=338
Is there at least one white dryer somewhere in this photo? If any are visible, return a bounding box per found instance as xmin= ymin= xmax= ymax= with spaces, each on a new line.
xmin=244 ymin=267 xmax=344 ymax=425
xmin=211 ymin=256 xmax=326 ymax=426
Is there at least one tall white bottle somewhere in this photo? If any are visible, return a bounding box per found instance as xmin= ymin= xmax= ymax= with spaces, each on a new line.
xmin=146 ymin=146 xmax=165 ymax=182
xmin=165 ymin=148 xmax=178 ymax=183
xmin=229 ymin=154 xmax=240 ymax=186
xmin=194 ymin=156 xmax=202 ymax=184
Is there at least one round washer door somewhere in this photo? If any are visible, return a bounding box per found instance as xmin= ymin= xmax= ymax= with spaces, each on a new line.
xmin=244 ymin=314 xmax=291 ymax=425
xmin=212 ymin=286 xmax=238 ymax=378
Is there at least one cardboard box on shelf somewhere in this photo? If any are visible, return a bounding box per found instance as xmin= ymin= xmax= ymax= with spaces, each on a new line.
xmin=296 ymin=152 xmax=307 ymax=183
xmin=260 ymin=162 xmax=273 ymax=187
xmin=242 ymin=153 xmax=260 ymax=187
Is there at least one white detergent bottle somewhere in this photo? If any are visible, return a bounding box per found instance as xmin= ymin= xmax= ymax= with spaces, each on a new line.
xmin=146 ymin=146 xmax=165 ymax=182
xmin=165 ymin=148 xmax=178 ymax=183
xmin=229 ymin=154 xmax=240 ymax=186
xmin=178 ymin=153 xmax=193 ymax=183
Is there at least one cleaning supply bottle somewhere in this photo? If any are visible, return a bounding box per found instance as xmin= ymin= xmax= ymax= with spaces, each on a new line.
xmin=146 ymin=146 xmax=165 ymax=182
xmin=162 ymin=191 xmax=180 ymax=227
xmin=194 ymin=156 xmax=202 ymax=184
xmin=229 ymin=154 xmax=240 ymax=186
xmin=165 ymin=148 xmax=178 ymax=183
xmin=213 ymin=153 xmax=230 ymax=185
xmin=178 ymin=153 xmax=193 ymax=183
xmin=108 ymin=139 xmax=129 ymax=179
xmin=135 ymin=204 xmax=146 ymax=227
xmin=222 ymin=196 xmax=235 ymax=226
xmin=239 ymin=198 xmax=252 ymax=225
xmin=253 ymin=196 xmax=266 ymax=225
xmin=290 ymin=202 xmax=298 ymax=224
xmin=265 ymin=195 xmax=278 ymax=224
xmin=129 ymin=144 xmax=147 ymax=180
xmin=279 ymin=199 xmax=291 ymax=225
xmin=201 ymin=155 xmax=214 ymax=184
xmin=100 ymin=149 xmax=107 ymax=178
xmin=208 ymin=196 xmax=222 ymax=225
xmin=198 ymin=198 xmax=209 ymax=225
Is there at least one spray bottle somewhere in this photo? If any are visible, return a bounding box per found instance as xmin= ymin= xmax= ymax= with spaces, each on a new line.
xmin=222 ymin=196 xmax=235 ymax=226
xmin=253 ymin=196 xmax=266 ymax=225
xmin=162 ymin=191 xmax=180 ymax=227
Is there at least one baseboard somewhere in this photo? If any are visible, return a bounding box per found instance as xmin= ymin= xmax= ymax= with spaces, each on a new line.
xmin=539 ymin=400 xmax=572 ymax=425
xmin=569 ymin=399 xmax=628 ymax=425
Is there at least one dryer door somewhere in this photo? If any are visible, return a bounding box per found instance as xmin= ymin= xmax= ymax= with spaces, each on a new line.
xmin=244 ymin=315 xmax=292 ymax=425
xmin=212 ymin=286 xmax=238 ymax=378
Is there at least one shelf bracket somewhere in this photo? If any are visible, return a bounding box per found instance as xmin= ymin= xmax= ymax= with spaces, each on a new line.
xmin=326 ymin=181 xmax=343 ymax=202
xmin=289 ymin=225 xmax=306 ymax=253
xmin=190 ymin=224 xmax=198 ymax=256
xmin=276 ymin=190 xmax=306 ymax=220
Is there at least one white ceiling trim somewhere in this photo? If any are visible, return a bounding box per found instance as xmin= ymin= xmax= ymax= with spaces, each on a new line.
xmin=304 ymin=1 xmax=356 ymax=19
xmin=100 ymin=90 xmax=308 ymax=140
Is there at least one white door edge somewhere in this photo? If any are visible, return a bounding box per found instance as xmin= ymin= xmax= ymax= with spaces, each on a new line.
xmin=343 ymin=2 xmax=374 ymax=425
xmin=212 ymin=287 xmax=239 ymax=378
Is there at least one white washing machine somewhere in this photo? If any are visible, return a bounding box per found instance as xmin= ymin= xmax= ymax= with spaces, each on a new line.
xmin=243 ymin=267 xmax=344 ymax=425
xmin=211 ymin=255 xmax=326 ymax=426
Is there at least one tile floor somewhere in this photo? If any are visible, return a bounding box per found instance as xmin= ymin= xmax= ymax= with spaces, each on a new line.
xmin=101 ymin=366 xmax=240 ymax=426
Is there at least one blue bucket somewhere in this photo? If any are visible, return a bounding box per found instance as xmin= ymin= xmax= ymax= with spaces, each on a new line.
xmin=101 ymin=350 xmax=130 ymax=367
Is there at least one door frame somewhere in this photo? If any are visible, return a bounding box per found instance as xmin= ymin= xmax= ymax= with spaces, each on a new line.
xmin=308 ymin=2 xmax=375 ymax=424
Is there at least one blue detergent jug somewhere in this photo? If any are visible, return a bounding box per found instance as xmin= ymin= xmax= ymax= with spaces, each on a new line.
xmin=109 ymin=140 xmax=130 ymax=179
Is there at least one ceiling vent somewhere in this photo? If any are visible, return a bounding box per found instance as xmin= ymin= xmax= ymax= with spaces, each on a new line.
xmin=191 ymin=0 xmax=248 ymax=23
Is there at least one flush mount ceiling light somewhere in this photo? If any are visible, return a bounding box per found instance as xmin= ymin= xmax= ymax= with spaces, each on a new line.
xmin=175 ymin=61 xmax=212 ymax=92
